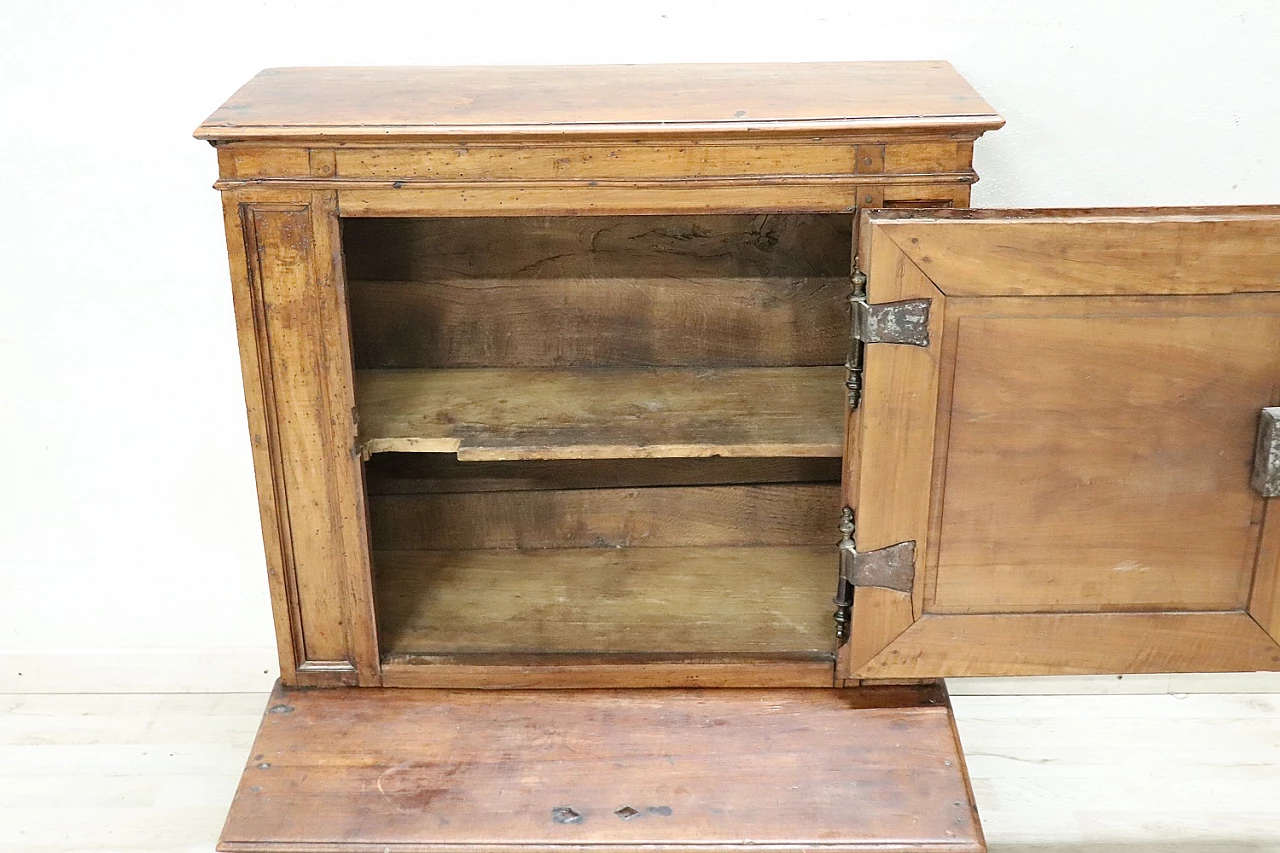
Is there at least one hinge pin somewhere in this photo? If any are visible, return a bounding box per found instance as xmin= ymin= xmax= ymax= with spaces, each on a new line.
xmin=846 ymin=268 xmax=868 ymax=410
xmin=833 ymin=507 xmax=856 ymax=643
xmin=833 ymin=505 xmax=918 ymax=645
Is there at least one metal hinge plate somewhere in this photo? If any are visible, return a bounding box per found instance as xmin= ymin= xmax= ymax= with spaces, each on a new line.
xmin=833 ymin=507 xmax=917 ymax=643
xmin=840 ymin=537 xmax=917 ymax=593
xmin=1253 ymin=408 xmax=1280 ymax=497
xmin=845 ymin=266 xmax=932 ymax=410
xmin=852 ymin=298 xmax=932 ymax=347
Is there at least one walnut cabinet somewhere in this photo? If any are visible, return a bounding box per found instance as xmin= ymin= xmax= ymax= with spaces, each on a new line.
xmin=197 ymin=63 xmax=1280 ymax=853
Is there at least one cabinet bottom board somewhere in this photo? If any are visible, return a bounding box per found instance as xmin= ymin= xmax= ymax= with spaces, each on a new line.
xmin=374 ymin=545 xmax=838 ymax=660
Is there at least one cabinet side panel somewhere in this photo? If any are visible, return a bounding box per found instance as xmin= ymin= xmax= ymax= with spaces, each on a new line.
xmin=222 ymin=191 xmax=376 ymax=685
xmin=222 ymin=195 xmax=301 ymax=684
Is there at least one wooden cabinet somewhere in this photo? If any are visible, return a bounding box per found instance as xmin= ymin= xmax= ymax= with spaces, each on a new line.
xmin=201 ymin=62 xmax=999 ymax=692
xmin=197 ymin=64 xmax=1280 ymax=853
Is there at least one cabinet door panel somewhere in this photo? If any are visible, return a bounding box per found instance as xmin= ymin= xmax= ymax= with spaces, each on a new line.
xmin=933 ymin=298 xmax=1277 ymax=614
xmin=845 ymin=207 xmax=1280 ymax=679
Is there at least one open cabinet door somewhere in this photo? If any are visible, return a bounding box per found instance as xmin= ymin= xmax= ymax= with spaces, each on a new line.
xmin=843 ymin=207 xmax=1280 ymax=679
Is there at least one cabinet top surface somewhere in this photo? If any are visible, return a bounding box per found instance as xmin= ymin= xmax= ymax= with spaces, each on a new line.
xmin=195 ymin=61 xmax=1002 ymax=142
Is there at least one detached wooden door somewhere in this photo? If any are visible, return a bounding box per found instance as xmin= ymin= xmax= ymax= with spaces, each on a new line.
xmin=844 ymin=207 xmax=1280 ymax=679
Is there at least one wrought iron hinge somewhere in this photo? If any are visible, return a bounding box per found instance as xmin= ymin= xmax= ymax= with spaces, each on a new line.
xmin=833 ymin=506 xmax=917 ymax=644
xmin=844 ymin=270 xmax=868 ymax=410
xmin=845 ymin=265 xmax=932 ymax=410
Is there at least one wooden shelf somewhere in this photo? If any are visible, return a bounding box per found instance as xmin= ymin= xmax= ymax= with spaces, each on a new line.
xmin=355 ymin=366 xmax=846 ymax=460
xmin=375 ymin=546 xmax=836 ymax=659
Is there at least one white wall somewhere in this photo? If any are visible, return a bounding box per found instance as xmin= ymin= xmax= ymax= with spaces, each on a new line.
xmin=2 ymin=1 xmax=1278 ymax=692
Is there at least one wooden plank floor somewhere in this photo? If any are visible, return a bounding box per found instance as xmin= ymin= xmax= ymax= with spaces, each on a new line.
xmin=2 ymin=690 xmax=1279 ymax=852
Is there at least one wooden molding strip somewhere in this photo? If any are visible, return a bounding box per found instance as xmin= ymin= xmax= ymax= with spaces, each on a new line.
xmin=214 ymin=172 xmax=980 ymax=191
xmin=854 ymin=612 xmax=1280 ymax=679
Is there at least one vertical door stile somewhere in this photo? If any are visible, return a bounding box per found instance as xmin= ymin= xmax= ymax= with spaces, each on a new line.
xmin=842 ymin=211 xmax=947 ymax=677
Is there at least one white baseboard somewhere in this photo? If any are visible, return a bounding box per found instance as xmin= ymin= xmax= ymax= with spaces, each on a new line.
xmin=3 ymin=650 xmax=1279 ymax=694
xmin=947 ymin=672 xmax=1280 ymax=695
xmin=0 ymin=648 xmax=279 ymax=693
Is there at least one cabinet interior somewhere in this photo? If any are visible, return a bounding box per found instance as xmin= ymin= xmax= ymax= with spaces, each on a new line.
xmin=342 ymin=214 xmax=853 ymax=669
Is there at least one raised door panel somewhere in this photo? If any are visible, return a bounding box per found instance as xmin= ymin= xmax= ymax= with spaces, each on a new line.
xmin=934 ymin=297 xmax=1276 ymax=614
xmin=844 ymin=208 xmax=1280 ymax=679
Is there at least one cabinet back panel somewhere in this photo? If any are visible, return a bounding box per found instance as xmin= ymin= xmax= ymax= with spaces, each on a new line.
xmin=370 ymin=483 xmax=839 ymax=550
xmin=343 ymin=214 xmax=852 ymax=368
xmin=366 ymin=456 xmax=839 ymax=660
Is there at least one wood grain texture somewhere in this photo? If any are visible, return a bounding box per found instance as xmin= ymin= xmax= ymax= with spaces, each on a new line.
xmin=882 ymin=188 xmax=963 ymax=208
xmin=219 ymin=683 xmax=982 ymax=853
xmin=844 ymin=587 xmax=914 ymax=680
xmin=368 ymin=484 xmax=839 ymax=550
xmin=874 ymin=206 xmax=1280 ymax=297
xmin=843 ymin=221 xmax=946 ymax=675
xmin=882 ymin=141 xmax=971 ymax=176
xmin=344 ymin=214 xmax=850 ymax=281
xmin=343 ymin=214 xmax=851 ymax=369
xmin=337 ymin=183 xmax=874 ymax=217
xmin=195 ymin=62 xmax=1001 ymax=141
xmin=250 ymin=204 xmax=346 ymax=664
xmin=333 ymin=143 xmax=871 ymax=182
xmin=311 ymin=193 xmax=382 ymax=687
xmin=931 ymin=296 xmax=1280 ymax=613
xmin=222 ymin=191 xmax=378 ymax=686
xmin=378 ymin=659 xmax=836 ymax=689
xmin=1250 ymin=500 xmax=1280 ymax=644
xmin=221 ymin=195 xmax=302 ymax=686
xmin=355 ymin=367 xmax=846 ymax=460
xmin=218 ymin=145 xmax=310 ymax=179
xmin=853 ymin=613 xmax=1280 ymax=678
xmin=374 ymin=546 xmax=836 ymax=658
xmin=847 ymin=208 xmax=1280 ymax=679
xmin=365 ymin=455 xmax=841 ymax=495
